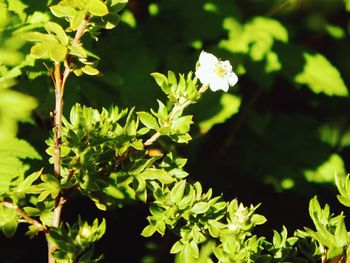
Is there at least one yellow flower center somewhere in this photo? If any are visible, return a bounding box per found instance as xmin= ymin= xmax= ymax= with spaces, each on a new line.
xmin=214 ymin=63 xmax=227 ymax=78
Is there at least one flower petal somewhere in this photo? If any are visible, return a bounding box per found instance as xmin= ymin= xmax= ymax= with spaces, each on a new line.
xmin=209 ymin=77 xmax=229 ymax=92
xmin=227 ymin=72 xmax=238 ymax=87
xmin=199 ymin=51 xmax=218 ymax=67
xmin=195 ymin=67 xmax=211 ymax=84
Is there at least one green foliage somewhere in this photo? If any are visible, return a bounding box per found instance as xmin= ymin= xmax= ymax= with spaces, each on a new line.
xmin=47 ymin=218 xmax=106 ymax=262
xmin=1 ymin=0 xmax=350 ymax=262
xmin=296 ymin=196 xmax=350 ymax=260
xmin=294 ymin=52 xmax=348 ymax=97
xmin=0 ymin=137 xmax=41 ymax=193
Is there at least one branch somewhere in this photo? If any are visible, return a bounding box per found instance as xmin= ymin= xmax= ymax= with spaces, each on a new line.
xmin=48 ymin=14 xmax=90 ymax=263
xmin=62 ymin=14 xmax=90 ymax=89
xmin=0 ymin=201 xmax=46 ymax=231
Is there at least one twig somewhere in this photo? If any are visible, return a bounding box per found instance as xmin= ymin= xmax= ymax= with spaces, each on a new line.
xmin=62 ymin=14 xmax=90 ymax=88
xmin=48 ymin=14 xmax=90 ymax=263
xmin=0 ymin=201 xmax=46 ymax=231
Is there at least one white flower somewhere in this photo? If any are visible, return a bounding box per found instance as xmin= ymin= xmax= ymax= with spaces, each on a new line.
xmin=195 ymin=51 xmax=238 ymax=92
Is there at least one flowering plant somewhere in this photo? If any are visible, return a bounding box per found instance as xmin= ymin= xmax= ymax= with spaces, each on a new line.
xmin=1 ymin=0 xmax=350 ymax=263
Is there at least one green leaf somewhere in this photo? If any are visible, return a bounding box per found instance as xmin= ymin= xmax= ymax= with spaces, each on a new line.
xmin=0 ymin=206 xmax=17 ymax=227
xmin=16 ymin=170 xmax=42 ymax=193
xmin=22 ymin=32 xmax=59 ymax=43
xmin=189 ymin=240 xmax=199 ymax=259
xmin=151 ymin=72 xmax=170 ymax=94
xmin=170 ymin=241 xmax=184 ymax=254
xmin=45 ymin=22 xmax=68 ymax=45
xmin=171 ymin=115 xmax=192 ymax=134
xmin=304 ymin=154 xmax=346 ymax=183
xmin=49 ymin=43 xmax=68 ymax=62
xmin=30 ymin=43 xmax=50 ymax=59
xmin=39 ymin=211 xmax=54 ymax=227
xmin=0 ymin=137 xmax=41 ymax=160
xmin=335 ymin=174 xmax=350 ymax=207
xmin=251 ymin=214 xmax=267 ymax=225
xmin=2 ymin=219 xmax=18 ymax=238
xmin=137 ymin=111 xmax=159 ymax=130
xmin=109 ymin=0 xmax=128 ymax=13
xmin=199 ymin=93 xmax=241 ymax=134
xmin=334 ymin=218 xmax=348 ymax=247
xmin=170 ymin=180 xmax=186 ymax=203
xmin=327 ymin=246 xmax=344 ymax=260
xmin=68 ymin=44 xmax=87 ymax=58
xmin=81 ymin=65 xmax=99 ymax=75
xmin=102 ymin=13 xmax=120 ymax=29
xmin=70 ymin=10 xmax=86 ymax=31
xmin=139 ymin=168 xmax=174 ymax=184
xmin=0 ymin=137 xmax=41 ymax=193
xmin=220 ymin=16 xmax=288 ymax=65
xmin=87 ymin=0 xmax=109 ymax=16
xmin=7 ymin=0 xmax=28 ymax=22
xmin=191 ymin=202 xmax=210 ymax=214
xmin=295 ymin=53 xmax=348 ymax=97
xmin=346 ymin=0 xmax=350 ymax=11
xmin=50 ymin=4 xmax=76 ymax=18
xmin=141 ymin=224 xmax=157 ymax=237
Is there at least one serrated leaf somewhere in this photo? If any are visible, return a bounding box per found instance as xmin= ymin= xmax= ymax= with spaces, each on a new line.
xmin=137 ymin=112 xmax=159 ymax=130
xmin=87 ymin=0 xmax=109 ymax=16
xmin=295 ymin=53 xmax=348 ymax=97
xmin=0 ymin=138 xmax=41 ymax=160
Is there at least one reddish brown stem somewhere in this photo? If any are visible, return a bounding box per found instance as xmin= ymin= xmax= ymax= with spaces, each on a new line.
xmin=47 ymin=14 xmax=90 ymax=263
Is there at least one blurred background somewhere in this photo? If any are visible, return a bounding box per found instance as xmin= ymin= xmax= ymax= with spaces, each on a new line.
xmin=1 ymin=0 xmax=350 ymax=262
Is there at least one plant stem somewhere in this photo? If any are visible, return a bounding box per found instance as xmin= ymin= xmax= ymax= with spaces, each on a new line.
xmin=48 ymin=61 xmax=64 ymax=263
xmin=47 ymin=14 xmax=90 ymax=263
xmin=0 ymin=201 xmax=46 ymax=231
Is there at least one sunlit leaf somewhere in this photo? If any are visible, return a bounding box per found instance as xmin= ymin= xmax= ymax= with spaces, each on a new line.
xmin=295 ymin=53 xmax=348 ymax=97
